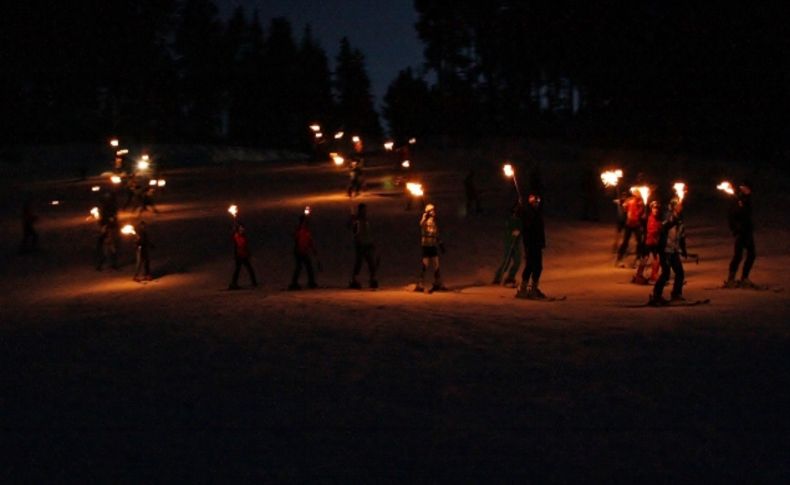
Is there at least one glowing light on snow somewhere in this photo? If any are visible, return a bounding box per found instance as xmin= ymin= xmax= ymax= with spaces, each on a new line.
xmin=717 ymin=181 xmax=735 ymax=195
xmin=600 ymin=169 xmax=623 ymax=187
xmin=406 ymin=182 xmax=424 ymax=197
xmin=110 ymin=139 xmax=119 ymax=147
xmin=228 ymin=205 xmax=238 ymax=217
xmin=309 ymin=124 xmax=321 ymax=132
xmin=91 ymin=186 xmax=100 ymax=192
xmin=121 ymin=224 xmax=136 ymax=235
xmin=401 ymin=160 xmax=411 ymax=168
xmin=334 ymin=131 xmax=344 ymax=139
xmin=673 ymin=182 xmax=686 ymax=202
xmin=384 ymin=141 xmax=394 ymax=151
xmin=110 ymin=175 xmax=122 ymax=184
xmin=503 ymin=164 xmax=514 ymax=178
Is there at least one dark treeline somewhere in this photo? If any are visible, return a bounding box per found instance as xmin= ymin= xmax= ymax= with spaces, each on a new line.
xmin=384 ymin=1 xmax=789 ymax=157
xmin=1 ymin=0 xmax=380 ymax=149
xmin=3 ymin=1 xmax=788 ymax=157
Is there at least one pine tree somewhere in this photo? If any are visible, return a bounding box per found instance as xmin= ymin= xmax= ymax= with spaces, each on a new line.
xmin=335 ymin=37 xmax=382 ymax=139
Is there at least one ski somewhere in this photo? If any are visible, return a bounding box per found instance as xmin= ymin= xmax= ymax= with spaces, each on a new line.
xmin=704 ymin=285 xmax=784 ymax=293
xmin=622 ymin=298 xmax=710 ymax=308
xmin=516 ymin=293 xmax=567 ymax=302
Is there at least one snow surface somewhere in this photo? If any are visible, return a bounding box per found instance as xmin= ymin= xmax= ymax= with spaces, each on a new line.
xmin=1 ymin=144 xmax=789 ymax=481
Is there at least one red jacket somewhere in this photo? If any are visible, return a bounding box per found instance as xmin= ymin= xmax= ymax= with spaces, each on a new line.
xmin=645 ymin=213 xmax=662 ymax=246
xmin=295 ymin=225 xmax=314 ymax=255
xmin=233 ymin=232 xmax=250 ymax=259
xmin=623 ymin=197 xmax=645 ymax=228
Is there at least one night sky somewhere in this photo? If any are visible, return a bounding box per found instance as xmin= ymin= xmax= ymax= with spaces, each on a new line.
xmin=218 ymin=0 xmax=423 ymax=107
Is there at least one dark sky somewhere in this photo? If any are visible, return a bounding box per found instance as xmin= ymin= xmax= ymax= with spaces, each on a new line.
xmin=218 ymin=0 xmax=423 ymax=108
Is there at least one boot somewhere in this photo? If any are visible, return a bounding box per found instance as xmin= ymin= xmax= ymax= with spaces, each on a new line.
xmin=648 ymin=293 xmax=669 ymax=306
xmin=739 ymin=278 xmax=757 ymax=289
xmin=723 ymin=272 xmax=738 ymax=288
xmin=528 ymin=284 xmax=546 ymax=299
xmin=349 ymin=279 xmax=362 ymax=289
xmin=516 ymin=281 xmax=529 ymax=298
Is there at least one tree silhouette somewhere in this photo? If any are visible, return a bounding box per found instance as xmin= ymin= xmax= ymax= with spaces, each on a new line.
xmin=335 ymin=37 xmax=382 ymax=139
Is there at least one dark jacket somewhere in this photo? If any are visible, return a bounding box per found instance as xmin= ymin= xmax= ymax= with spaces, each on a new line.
xmin=520 ymin=204 xmax=545 ymax=248
xmin=728 ymin=194 xmax=753 ymax=236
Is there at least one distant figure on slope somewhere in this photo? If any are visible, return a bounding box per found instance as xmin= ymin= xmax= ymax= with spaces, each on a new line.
xmin=633 ymin=201 xmax=662 ymax=285
xmin=615 ymin=187 xmax=645 ymax=267
xmin=724 ymin=181 xmax=757 ymax=288
xmin=289 ymin=214 xmax=319 ymax=290
xmin=138 ymin=187 xmax=159 ymax=215
xmin=348 ymin=203 xmax=378 ymax=289
xmin=493 ymin=203 xmax=523 ymax=287
xmin=464 ymin=169 xmax=481 ymax=216
xmin=347 ymin=158 xmax=363 ymax=198
xmin=19 ymin=198 xmax=39 ymax=254
xmin=650 ymin=198 xmax=686 ymax=306
xmin=133 ymin=221 xmax=154 ymax=282
xmin=228 ymin=223 xmax=258 ymax=290
xmin=516 ymin=193 xmax=546 ymax=299
xmin=96 ymin=192 xmax=119 ymax=270
xmin=415 ymin=204 xmax=446 ymax=292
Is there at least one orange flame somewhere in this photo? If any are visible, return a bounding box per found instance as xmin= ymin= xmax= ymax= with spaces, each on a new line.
xmin=673 ymin=182 xmax=686 ymax=202
xmin=228 ymin=205 xmax=238 ymax=217
xmin=503 ymin=164 xmax=514 ymax=178
xmin=406 ymin=182 xmax=424 ymax=197
xmin=717 ymin=181 xmax=735 ymax=195
xmin=121 ymin=224 xmax=136 ymax=235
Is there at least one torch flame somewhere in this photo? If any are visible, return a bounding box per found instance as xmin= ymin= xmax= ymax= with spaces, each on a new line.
xmin=110 ymin=175 xmax=122 ymax=184
xmin=304 ymin=206 xmax=311 ymax=215
xmin=91 ymin=185 xmax=100 ymax=192
xmin=384 ymin=141 xmax=394 ymax=151
xmin=351 ymin=136 xmax=360 ymax=143
xmin=331 ymin=153 xmax=345 ymax=166
xmin=228 ymin=205 xmax=238 ymax=217
xmin=315 ymin=132 xmax=323 ymax=139
xmin=121 ymin=224 xmax=136 ymax=236
xmin=90 ymin=207 xmax=100 ymax=220
xmin=503 ymin=164 xmax=514 ymax=178
xmin=673 ymin=182 xmax=686 ymax=202
xmin=50 ymin=200 xmax=60 ymax=206
xmin=600 ymin=169 xmax=623 ymax=187
xmin=635 ymin=186 xmax=651 ymax=205
xmin=717 ymin=181 xmax=735 ymax=195
xmin=110 ymin=139 xmax=119 ymax=147
xmin=334 ymin=131 xmax=344 ymax=139
xmin=116 ymin=149 xmax=129 ymax=156
xmin=149 ymin=179 xmax=157 ymax=186
xmin=409 ymin=138 xmax=416 ymax=144
xmin=157 ymin=179 xmax=166 ymax=187
xmin=406 ymin=182 xmax=424 ymax=197
xmin=309 ymin=124 xmax=321 ymax=132
xmin=401 ymin=160 xmax=411 ymax=168
xmin=137 ymin=160 xmax=150 ymax=171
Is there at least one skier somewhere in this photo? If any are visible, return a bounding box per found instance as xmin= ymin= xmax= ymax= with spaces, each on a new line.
xmin=96 ymin=192 xmax=119 ymax=270
xmin=724 ymin=181 xmax=756 ymax=288
xmin=19 ymin=198 xmax=39 ymax=254
xmin=615 ymin=187 xmax=645 ymax=267
xmin=650 ymin=198 xmax=687 ymax=305
xmin=228 ymin=223 xmax=258 ymax=290
xmin=415 ymin=204 xmax=447 ymax=292
xmin=137 ymin=187 xmax=159 ymax=215
xmin=349 ymin=203 xmax=378 ymax=289
xmin=133 ymin=220 xmax=154 ymax=281
xmin=633 ymin=200 xmax=662 ymax=284
xmin=464 ymin=169 xmax=481 ymax=216
xmin=516 ymin=193 xmax=546 ymax=299
xmin=347 ymin=158 xmax=363 ymax=198
xmin=289 ymin=214 xmax=319 ymax=290
xmin=493 ymin=203 xmax=522 ymax=287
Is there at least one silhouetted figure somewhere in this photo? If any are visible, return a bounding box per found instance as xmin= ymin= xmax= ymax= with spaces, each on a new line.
xmin=493 ymin=203 xmax=522 ymax=287
xmin=725 ymin=181 xmax=757 ymax=288
xmin=616 ymin=188 xmax=645 ymax=267
xmin=19 ymin=199 xmax=39 ymax=254
xmin=138 ymin=187 xmax=159 ymax=214
xmin=133 ymin=221 xmax=154 ymax=281
xmin=289 ymin=215 xmax=318 ymax=290
xmin=347 ymin=158 xmax=363 ymax=198
xmin=96 ymin=192 xmax=119 ymax=270
xmin=516 ymin=194 xmax=546 ymax=299
xmin=464 ymin=169 xmax=481 ymax=215
xmin=229 ymin=223 xmax=257 ymax=289
xmin=651 ymin=198 xmax=686 ymax=305
xmin=349 ymin=203 xmax=378 ymax=289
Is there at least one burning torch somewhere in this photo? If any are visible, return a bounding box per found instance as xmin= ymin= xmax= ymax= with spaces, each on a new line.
xmin=121 ymin=224 xmax=136 ymax=236
xmin=228 ymin=204 xmax=238 ymax=218
xmin=503 ymin=163 xmax=522 ymax=203
xmin=717 ymin=181 xmax=735 ymax=196
xmin=673 ymin=182 xmax=687 ymax=203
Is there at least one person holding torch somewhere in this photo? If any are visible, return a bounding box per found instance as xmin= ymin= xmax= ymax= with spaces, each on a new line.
xmin=615 ymin=187 xmax=646 ymax=267
xmin=725 ymin=180 xmax=757 ymax=288
xmin=516 ymin=193 xmax=546 ymax=299
xmin=228 ymin=223 xmax=258 ymax=290
xmin=415 ymin=204 xmax=447 ymax=293
xmin=288 ymin=213 xmax=319 ymax=290
xmin=650 ymin=197 xmax=687 ymax=305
